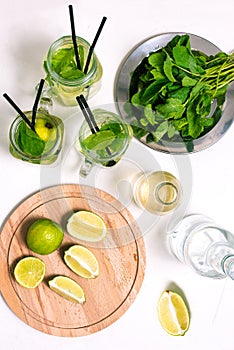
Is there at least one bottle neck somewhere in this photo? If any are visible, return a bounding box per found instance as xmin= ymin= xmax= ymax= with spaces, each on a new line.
xmin=155 ymin=182 xmax=178 ymax=206
xmin=222 ymin=255 xmax=234 ymax=280
xmin=207 ymin=243 xmax=234 ymax=279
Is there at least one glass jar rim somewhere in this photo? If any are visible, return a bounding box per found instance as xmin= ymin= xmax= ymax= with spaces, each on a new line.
xmin=9 ymin=112 xmax=60 ymax=161
xmin=46 ymin=35 xmax=98 ymax=86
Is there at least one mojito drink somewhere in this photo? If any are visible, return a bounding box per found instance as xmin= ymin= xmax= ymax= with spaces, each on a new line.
xmin=9 ymin=111 xmax=64 ymax=164
xmin=77 ymin=109 xmax=132 ymax=175
xmin=43 ymin=36 xmax=102 ymax=106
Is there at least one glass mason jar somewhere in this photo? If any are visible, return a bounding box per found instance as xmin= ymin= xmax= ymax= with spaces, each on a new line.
xmin=9 ymin=108 xmax=64 ymax=165
xmin=76 ymin=109 xmax=133 ymax=177
xmin=43 ymin=35 xmax=103 ymax=106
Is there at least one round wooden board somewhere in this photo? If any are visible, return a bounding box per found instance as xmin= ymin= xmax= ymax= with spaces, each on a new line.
xmin=0 ymin=184 xmax=146 ymax=337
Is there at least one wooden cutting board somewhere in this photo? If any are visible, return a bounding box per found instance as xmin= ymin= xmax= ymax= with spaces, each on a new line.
xmin=0 ymin=184 xmax=146 ymax=337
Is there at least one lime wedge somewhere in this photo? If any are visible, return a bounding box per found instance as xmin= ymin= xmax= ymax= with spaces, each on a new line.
xmin=49 ymin=276 xmax=85 ymax=304
xmin=64 ymin=245 xmax=99 ymax=279
xmin=66 ymin=210 xmax=107 ymax=242
xmin=157 ymin=290 xmax=190 ymax=336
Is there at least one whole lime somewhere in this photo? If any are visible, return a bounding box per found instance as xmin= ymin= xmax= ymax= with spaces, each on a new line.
xmin=26 ymin=218 xmax=64 ymax=255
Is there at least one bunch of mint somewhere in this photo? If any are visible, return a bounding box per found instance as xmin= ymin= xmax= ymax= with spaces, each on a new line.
xmin=127 ymin=34 xmax=234 ymax=146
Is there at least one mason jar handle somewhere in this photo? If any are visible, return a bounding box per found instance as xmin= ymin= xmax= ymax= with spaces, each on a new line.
xmin=79 ymin=158 xmax=94 ymax=177
xmin=35 ymin=80 xmax=53 ymax=115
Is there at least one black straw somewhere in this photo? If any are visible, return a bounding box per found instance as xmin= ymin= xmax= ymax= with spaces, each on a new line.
xmin=76 ymin=96 xmax=96 ymax=134
xmin=84 ymin=16 xmax=107 ymax=74
xmin=78 ymin=95 xmax=100 ymax=132
xmin=76 ymin=94 xmax=113 ymax=159
xmin=32 ymin=79 xmax=45 ymax=127
xmin=3 ymin=93 xmax=35 ymax=131
xmin=69 ymin=5 xmax=82 ymax=71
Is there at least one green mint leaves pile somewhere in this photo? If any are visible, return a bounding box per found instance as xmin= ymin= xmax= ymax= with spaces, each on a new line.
xmin=128 ymin=34 xmax=234 ymax=145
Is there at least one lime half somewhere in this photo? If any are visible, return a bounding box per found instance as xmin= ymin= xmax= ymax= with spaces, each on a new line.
xmin=14 ymin=256 xmax=46 ymax=289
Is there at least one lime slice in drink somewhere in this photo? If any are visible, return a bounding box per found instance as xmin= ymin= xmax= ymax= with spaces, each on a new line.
xmin=14 ymin=256 xmax=46 ymax=289
xmin=35 ymin=118 xmax=56 ymax=142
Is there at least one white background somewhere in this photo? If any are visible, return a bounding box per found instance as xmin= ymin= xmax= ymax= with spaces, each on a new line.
xmin=1 ymin=0 xmax=234 ymax=349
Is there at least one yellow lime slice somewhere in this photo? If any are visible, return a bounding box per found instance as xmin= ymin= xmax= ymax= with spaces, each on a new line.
xmin=14 ymin=256 xmax=46 ymax=289
xmin=157 ymin=290 xmax=190 ymax=336
xmin=66 ymin=210 xmax=107 ymax=242
xmin=64 ymin=245 xmax=99 ymax=279
xmin=48 ymin=276 xmax=86 ymax=304
xmin=35 ymin=118 xmax=56 ymax=142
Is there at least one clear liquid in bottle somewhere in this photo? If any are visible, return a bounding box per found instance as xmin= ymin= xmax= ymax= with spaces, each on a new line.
xmin=168 ymin=214 xmax=234 ymax=279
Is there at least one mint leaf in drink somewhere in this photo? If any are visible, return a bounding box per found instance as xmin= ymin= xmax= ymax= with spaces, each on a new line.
xmin=51 ymin=46 xmax=85 ymax=80
xmin=83 ymin=130 xmax=116 ymax=151
xmin=18 ymin=123 xmax=45 ymax=156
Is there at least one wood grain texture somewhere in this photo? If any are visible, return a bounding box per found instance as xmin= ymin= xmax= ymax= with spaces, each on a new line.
xmin=0 ymin=184 xmax=146 ymax=337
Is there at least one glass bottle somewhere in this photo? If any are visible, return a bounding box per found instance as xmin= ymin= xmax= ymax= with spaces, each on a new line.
xmin=132 ymin=171 xmax=182 ymax=214
xmin=168 ymin=214 xmax=234 ymax=279
xmin=42 ymin=35 xmax=103 ymax=106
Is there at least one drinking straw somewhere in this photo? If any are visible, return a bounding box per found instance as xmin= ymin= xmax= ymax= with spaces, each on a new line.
xmin=76 ymin=95 xmax=115 ymax=163
xmin=32 ymin=79 xmax=45 ymax=127
xmin=69 ymin=5 xmax=82 ymax=71
xmin=84 ymin=16 xmax=107 ymax=74
xmin=3 ymin=93 xmax=35 ymax=131
xmin=76 ymin=96 xmax=96 ymax=134
xmin=78 ymin=94 xmax=100 ymax=132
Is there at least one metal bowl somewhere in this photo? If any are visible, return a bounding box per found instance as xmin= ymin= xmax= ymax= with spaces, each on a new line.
xmin=114 ymin=32 xmax=234 ymax=154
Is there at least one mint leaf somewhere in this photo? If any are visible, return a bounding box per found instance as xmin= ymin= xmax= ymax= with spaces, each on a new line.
xmin=156 ymin=98 xmax=185 ymax=120
xmin=182 ymin=76 xmax=197 ymax=87
xmin=144 ymin=104 xmax=157 ymax=125
xmin=163 ymin=53 xmax=176 ymax=82
xmin=152 ymin=121 xmax=169 ymax=141
xmin=19 ymin=123 xmax=45 ymax=156
xmin=51 ymin=46 xmax=85 ymax=80
xmin=83 ymin=130 xmax=116 ymax=151
xmin=173 ymin=46 xmax=198 ymax=73
xmin=148 ymin=51 xmax=165 ymax=68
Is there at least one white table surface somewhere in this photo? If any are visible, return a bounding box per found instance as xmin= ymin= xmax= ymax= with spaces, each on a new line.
xmin=1 ymin=0 xmax=234 ymax=349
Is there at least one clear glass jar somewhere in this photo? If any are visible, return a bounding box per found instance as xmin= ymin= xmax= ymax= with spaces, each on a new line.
xmin=9 ymin=109 xmax=64 ymax=164
xmin=76 ymin=108 xmax=133 ymax=177
xmin=43 ymin=36 xmax=103 ymax=106
xmin=133 ymin=171 xmax=182 ymax=214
